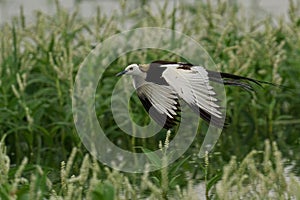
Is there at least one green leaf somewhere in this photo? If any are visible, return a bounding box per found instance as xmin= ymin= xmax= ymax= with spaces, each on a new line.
xmin=206 ymin=172 xmax=222 ymax=193
xmin=91 ymin=181 xmax=115 ymax=200
xmin=140 ymin=147 xmax=162 ymax=168
xmin=0 ymin=184 xmax=11 ymax=200
xmin=170 ymin=155 xmax=190 ymax=174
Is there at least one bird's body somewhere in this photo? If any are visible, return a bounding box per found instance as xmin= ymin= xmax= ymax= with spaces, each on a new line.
xmin=116 ymin=60 xmax=267 ymax=129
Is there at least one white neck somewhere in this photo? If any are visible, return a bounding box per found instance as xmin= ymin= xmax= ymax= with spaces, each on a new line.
xmin=132 ymin=73 xmax=146 ymax=89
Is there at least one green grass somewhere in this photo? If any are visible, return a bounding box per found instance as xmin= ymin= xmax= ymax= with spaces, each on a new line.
xmin=0 ymin=0 xmax=300 ymax=199
xmin=1 ymin=136 xmax=300 ymax=199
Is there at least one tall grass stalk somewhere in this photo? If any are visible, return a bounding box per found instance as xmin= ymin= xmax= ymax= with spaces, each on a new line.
xmin=0 ymin=0 xmax=300 ymax=199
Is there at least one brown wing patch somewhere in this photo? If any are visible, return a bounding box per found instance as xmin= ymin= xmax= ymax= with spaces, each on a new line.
xmin=177 ymin=65 xmax=192 ymax=70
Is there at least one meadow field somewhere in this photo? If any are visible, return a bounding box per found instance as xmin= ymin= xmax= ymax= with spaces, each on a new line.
xmin=0 ymin=0 xmax=300 ymax=199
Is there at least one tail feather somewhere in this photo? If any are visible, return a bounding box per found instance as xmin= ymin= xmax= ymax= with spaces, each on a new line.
xmin=206 ymin=70 xmax=279 ymax=90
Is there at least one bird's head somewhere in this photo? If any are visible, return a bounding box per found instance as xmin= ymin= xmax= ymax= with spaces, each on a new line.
xmin=116 ymin=64 xmax=143 ymax=76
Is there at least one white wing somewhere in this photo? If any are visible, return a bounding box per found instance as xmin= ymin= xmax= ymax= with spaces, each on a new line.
xmin=136 ymin=83 xmax=180 ymax=128
xmin=161 ymin=64 xmax=222 ymax=119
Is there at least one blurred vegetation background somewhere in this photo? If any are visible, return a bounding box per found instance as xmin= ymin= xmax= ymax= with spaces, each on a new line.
xmin=0 ymin=0 xmax=300 ymax=199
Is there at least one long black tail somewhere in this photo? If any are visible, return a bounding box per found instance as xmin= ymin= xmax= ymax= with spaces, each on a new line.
xmin=207 ymin=70 xmax=279 ymax=91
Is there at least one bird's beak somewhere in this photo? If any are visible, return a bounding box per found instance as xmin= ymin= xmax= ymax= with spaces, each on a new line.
xmin=116 ymin=70 xmax=127 ymax=77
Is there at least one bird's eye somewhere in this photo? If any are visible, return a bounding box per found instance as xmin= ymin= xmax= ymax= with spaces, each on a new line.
xmin=129 ymin=67 xmax=133 ymax=70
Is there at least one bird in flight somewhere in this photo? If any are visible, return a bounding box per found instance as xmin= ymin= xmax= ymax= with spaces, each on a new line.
xmin=116 ymin=60 xmax=270 ymax=129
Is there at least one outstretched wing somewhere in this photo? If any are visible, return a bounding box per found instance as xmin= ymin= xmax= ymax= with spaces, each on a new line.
xmin=144 ymin=60 xmax=277 ymax=128
xmin=159 ymin=63 xmax=225 ymax=128
xmin=136 ymin=83 xmax=181 ymax=129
